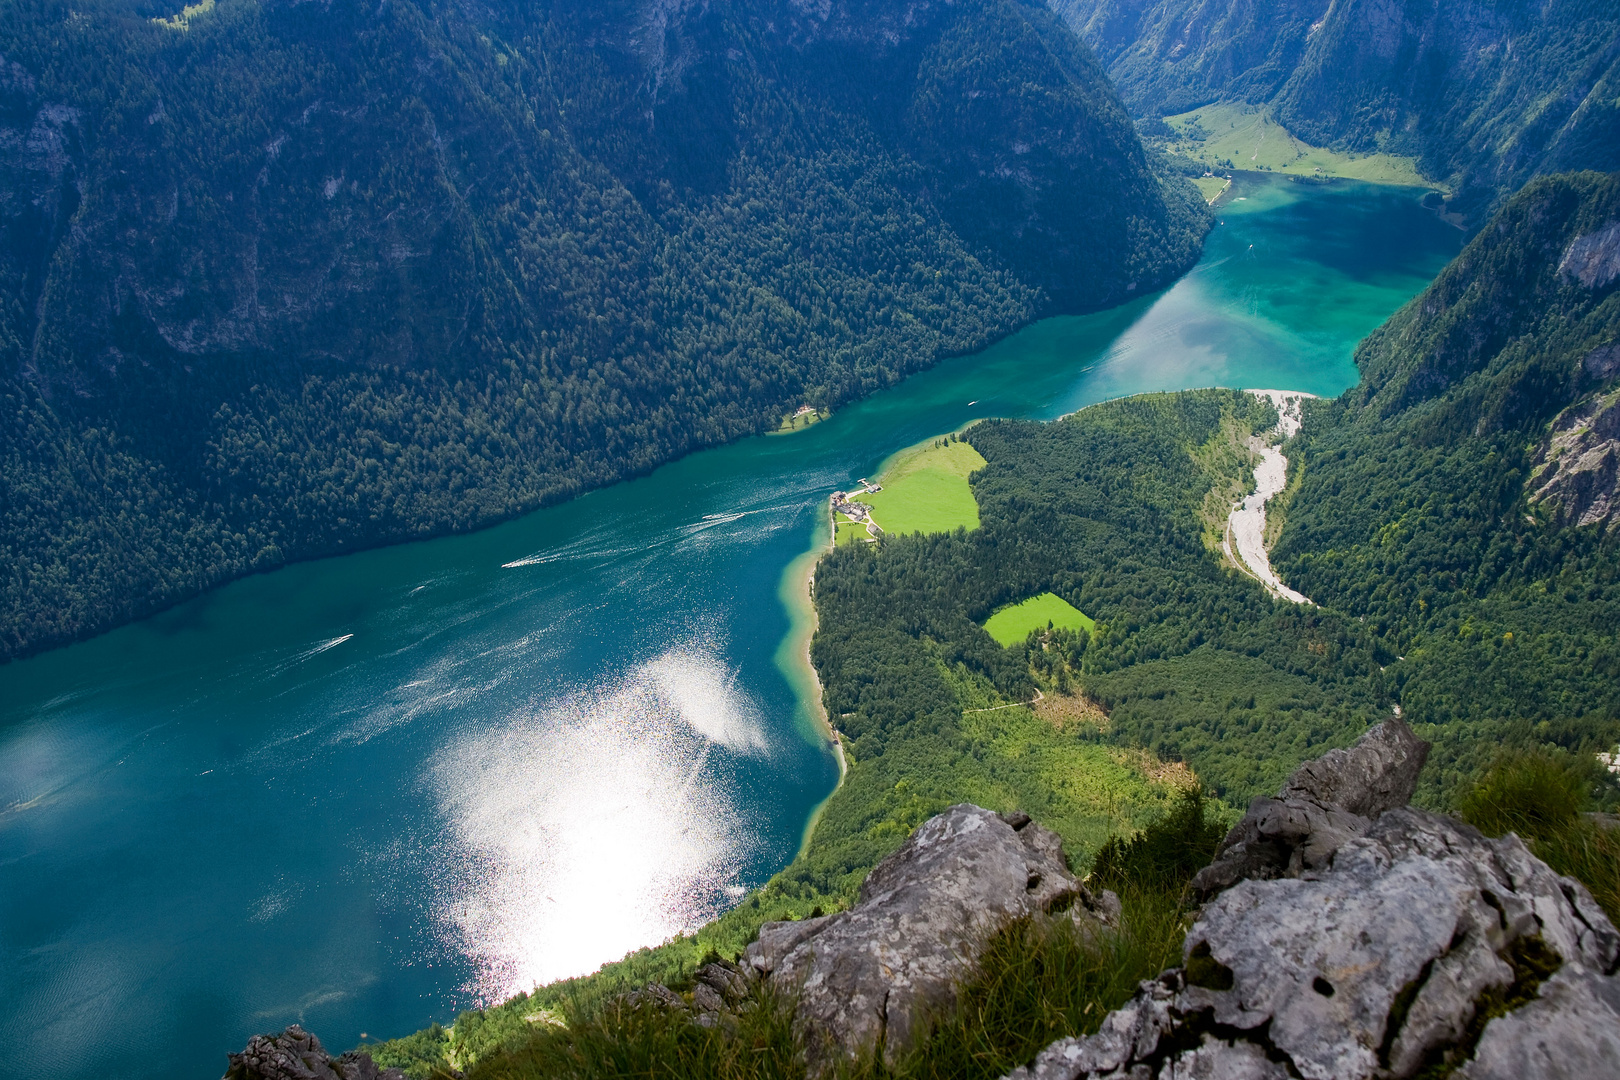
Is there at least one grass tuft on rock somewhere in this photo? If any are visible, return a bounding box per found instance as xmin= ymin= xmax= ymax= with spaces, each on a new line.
xmin=1088 ymin=787 xmax=1226 ymax=894
xmin=1456 ymin=749 xmax=1620 ymax=926
xmin=878 ymin=884 xmax=1186 ymax=1080
xmin=465 ymin=981 xmax=802 ymax=1080
xmin=1454 ymin=750 xmax=1586 ymax=838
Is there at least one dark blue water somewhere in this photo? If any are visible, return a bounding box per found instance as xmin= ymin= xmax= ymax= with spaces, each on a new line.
xmin=0 ymin=175 xmax=1462 ymax=1079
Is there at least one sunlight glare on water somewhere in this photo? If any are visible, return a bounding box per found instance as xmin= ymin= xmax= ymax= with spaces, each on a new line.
xmin=430 ymin=644 xmax=770 ymax=1000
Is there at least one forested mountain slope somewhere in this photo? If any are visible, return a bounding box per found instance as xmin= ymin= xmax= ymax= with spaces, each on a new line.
xmin=1275 ymin=169 xmax=1620 ymax=794
xmin=1057 ymin=0 xmax=1620 ymax=220
xmin=0 ymin=0 xmax=1206 ymax=660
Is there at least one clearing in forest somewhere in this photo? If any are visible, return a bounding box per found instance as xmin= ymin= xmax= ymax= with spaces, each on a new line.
xmin=982 ymin=592 xmax=1094 ymax=646
xmin=771 ymin=404 xmax=827 ymax=434
xmin=1160 ymin=102 xmax=1431 ymax=188
xmin=852 ymin=437 xmax=986 ymax=535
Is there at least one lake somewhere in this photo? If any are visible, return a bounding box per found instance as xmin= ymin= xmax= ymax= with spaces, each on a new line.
xmin=0 ymin=174 xmax=1462 ymax=1079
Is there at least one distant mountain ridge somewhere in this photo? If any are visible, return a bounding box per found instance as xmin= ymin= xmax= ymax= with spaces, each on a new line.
xmin=0 ymin=0 xmax=1205 ymax=660
xmin=1056 ymin=0 xmax=1620 ymax=219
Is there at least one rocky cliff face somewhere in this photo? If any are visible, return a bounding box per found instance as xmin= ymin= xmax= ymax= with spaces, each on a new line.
xmin=1530 ymin=385 xmax=1620 ymax=532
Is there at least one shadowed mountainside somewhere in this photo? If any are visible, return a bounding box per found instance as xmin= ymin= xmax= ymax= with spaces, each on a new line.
xmin=0 ymin=0 xmax=1206 ymax=660
xmin=1056 ymin=0 xmax=1620 ymax=220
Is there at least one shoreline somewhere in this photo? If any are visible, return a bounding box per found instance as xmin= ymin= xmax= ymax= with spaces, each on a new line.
xmin=774 ymin=504 xmax=846 ymax=859
xmin=778 ymin=423 xmax=986 ymax=856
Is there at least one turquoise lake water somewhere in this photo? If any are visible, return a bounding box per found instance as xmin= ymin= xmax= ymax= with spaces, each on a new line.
xmin=0 ymin=175 xmax=1462 ymax=1079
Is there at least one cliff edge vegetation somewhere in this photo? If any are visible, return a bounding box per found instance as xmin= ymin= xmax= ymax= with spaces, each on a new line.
xmin=362 ymin=169 xmax=1620 ymax=1078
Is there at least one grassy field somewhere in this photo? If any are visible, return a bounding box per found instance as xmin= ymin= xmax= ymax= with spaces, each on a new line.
xmin=983 ymin=593 xmax=1095 ymax=646
xmin=1191 ymin=176 xmax=1228 ymax=202
xmin=769 ymin=406 xmax=827 ymax=435
xmin=834 ymin=517 xmax=873 ymax=546
xmin=854 ymin=437 xmax=986 ymax=535
xmin=1162 ymin=102 xmax=1432 ymax=188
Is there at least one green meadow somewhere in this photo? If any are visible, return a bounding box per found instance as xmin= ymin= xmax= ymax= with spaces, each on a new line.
xmin=770 ymin=406 xmax=828 ymax=435
xmin=983 ymin=593 xmax=1095 ymax=647
xmin=1163 ymin=103 xmax=1431 ymax=188
xmin=855 ymin=437 xmax=986 ymax=535
xmin=834 ymin=518 xmax=872 ymax=546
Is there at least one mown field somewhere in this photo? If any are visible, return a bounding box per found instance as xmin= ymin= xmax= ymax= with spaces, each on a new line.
xmin=834 ymin=518 xmax=873 ymax=546
xmin=983 ymin=592 xmax=1095 ymax=646
xmin=855 ymin=437 xmax=986 ymax=535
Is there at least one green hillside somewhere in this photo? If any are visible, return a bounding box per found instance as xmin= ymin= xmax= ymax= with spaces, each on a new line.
xmin=1273 ymin=170 xmax=1620 ymax=797
xmin=0 ymin=0 xmax=1207 ymax=661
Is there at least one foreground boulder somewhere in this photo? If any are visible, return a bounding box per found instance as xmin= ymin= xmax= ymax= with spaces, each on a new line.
xmin=224 ymin=1025 xmax=405 ymax=1080
xmin=1008 ymin=722 xmax=1620 ymax=1080
xmin=746 ymin=804 xmax=1118 ymax=1071
xmin=1191 ymin=717 xmax=1429 ymax=894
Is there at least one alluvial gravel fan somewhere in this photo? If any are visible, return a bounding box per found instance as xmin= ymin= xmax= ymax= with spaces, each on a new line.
xmin=0 ymin=0 xmax=1206 ymax=661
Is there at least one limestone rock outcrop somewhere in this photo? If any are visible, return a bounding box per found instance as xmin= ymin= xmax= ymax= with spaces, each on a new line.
xmin=223 ymin=1025 xmax=406 ymax=1080
xmin=1530 ymin=386 xmax=1620 ymax=532
xmin=1191 ymin=717 xmax=1429 ymax=894
xmin=1007 ymin=722 xmax=1620 ymax=1080
xmin=745 ymin=804 xmax=1118 ymax=1071
xmin=622 ymin=958 xmax=756 ymax=1028
xmin=1559 ymin=220 xmax=1620 ymax=290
